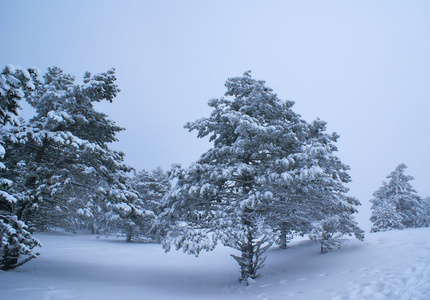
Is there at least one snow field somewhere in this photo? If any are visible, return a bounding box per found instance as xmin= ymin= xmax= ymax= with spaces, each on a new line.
xmin=1 ymin=228 xmax=429 ymax=300
xmin=256 ymin=228 xmax=430 ymax=300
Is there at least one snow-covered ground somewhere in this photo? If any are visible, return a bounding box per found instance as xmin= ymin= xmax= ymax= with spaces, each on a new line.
xmin=1 ymin=228 xmax=429 ymax=300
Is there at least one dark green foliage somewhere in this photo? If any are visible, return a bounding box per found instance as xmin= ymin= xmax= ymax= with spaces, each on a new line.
xmin=1 ymin=65 xmax=41 ymax=270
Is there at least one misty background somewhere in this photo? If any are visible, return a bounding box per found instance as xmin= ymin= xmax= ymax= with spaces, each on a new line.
xmin=2 ymin=0 xmax=429 ymax=230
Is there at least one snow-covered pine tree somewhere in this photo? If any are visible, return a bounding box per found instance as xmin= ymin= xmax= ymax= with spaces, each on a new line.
xmin=4 ymin=67 xmax=153 ymax=239
xmin=297 ymin=119 xmax=364 ymax=253
xmin=162 ymin=71 xmax=312 ymax=282
xmin=0 ymin=65 xmax=41 ymax=270
xmin=130 ymin=167 xmax=171 ymax=242
xmin=257 ymin=117 xmax=363 ymax=252
xmin=423 ymin=196 xmax=430 ymax=227
xmin=370 ymin=164 xmax=424 ymax=232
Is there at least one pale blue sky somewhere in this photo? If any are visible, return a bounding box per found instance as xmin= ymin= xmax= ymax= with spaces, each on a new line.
xmin=2 ymin=0 xmax=430 ymax=229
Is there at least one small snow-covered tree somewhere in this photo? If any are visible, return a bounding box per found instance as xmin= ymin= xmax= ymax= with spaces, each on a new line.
xmin=132 ymin=167 xmax=171 ymax=213
xmin=370 ymin=164 xmax=424 ymax=232
xmin=309 ymin=211 xmax=363 ymax=253
xmin=130 ymin=166 xmax=171 ymax=242
xmin=0 ymin=65 xmax=41 ymax=270
xmin=422 ymin=197 xmax=430 ymax=227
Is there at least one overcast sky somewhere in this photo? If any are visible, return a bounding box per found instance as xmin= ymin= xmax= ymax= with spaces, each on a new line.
xmin=2 ymin=0 xmax=429 ymax=229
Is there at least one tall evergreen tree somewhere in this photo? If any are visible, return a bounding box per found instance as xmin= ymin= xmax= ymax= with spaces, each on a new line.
xmin=162 ymin=71 xmax=306 ymax=281
xmin=370 ymin=164 xmax=424 ymax=232
xmin=299 ymin=119 xmax=364 ymax=252
xmin=265 ymin=118 xmax=364 ymax=251
xmin=4 ymin=67 xmax=153 ymax=239
xmin=0 ymin=65 xmax=41 ymax=270
xmin=162 ymin=72 xmax=362 ymax=281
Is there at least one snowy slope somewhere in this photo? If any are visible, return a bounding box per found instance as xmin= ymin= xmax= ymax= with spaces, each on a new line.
xmin=0 ymin=228 xmax=429 ymax=300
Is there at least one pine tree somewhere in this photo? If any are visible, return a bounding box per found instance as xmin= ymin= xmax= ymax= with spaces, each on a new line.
xmin=0 ymin=65 xmax=41 ymax=270
xmin=423 ymin=196 xmax=430 ymax=227
xmin=370 ymin=164 xmax=424 ymax=232
xmin=130 ymin=167 xmax=171 ymax=242
xmin=262 ymin=118 xmax=363 ymax=250
xmin=4 ymin=67 xmax=153 ymax=239
xmin=299 ymin=119 xmax=364 ymax=252
xmin=162 ymin=72 xmax=364 ymax=281
xmin=162 ymin=71 xmax=316 ymax=282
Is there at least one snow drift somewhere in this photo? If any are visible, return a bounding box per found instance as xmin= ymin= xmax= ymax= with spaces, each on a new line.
xmin=0 ymin=227 xmax=429 ymax=299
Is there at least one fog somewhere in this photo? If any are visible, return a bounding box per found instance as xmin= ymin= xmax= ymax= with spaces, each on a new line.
xmin=2 ymin=0 xmax=430 ymax=229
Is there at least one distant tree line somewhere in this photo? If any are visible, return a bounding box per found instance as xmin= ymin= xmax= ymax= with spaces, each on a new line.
xmin=1 ymin=65 xmax=427 ymax=282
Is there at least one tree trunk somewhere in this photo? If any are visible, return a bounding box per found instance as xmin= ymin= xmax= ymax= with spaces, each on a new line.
xmin=231 ymin=223 xmax=272 ymax=283
xmin=89 ymin=223 xmax=95 ymax=234
xmin=232 ymin=226 xmax=256 ymax=283
xmin=279 ymin=223 xmax=287 ymax=249
xmin=243 ymin=228 xmax=255 ymax=280
xmin=125 ymin=225 xmax=133 ymax=243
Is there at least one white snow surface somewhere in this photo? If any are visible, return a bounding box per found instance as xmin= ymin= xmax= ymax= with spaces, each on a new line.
xmin=1 ymin=228 xmax=429 ymax=300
